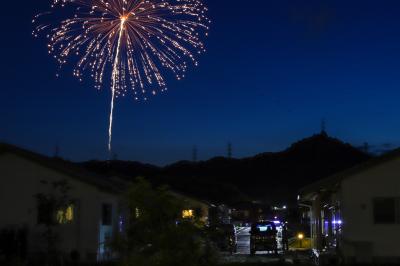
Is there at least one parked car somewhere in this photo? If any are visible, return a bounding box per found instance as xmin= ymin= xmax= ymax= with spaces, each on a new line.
xmin=250 ymin=221 xmax=278 ymax=255
xmin=208 ymin=224 xmax=237 ymax=254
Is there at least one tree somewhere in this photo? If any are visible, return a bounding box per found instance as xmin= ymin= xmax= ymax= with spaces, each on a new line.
xmin=112 ymin=177 xmax=218 ymax=266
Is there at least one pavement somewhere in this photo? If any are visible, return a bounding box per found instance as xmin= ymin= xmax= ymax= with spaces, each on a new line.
xmin=220 ymin=227 xmax=310 ymax=264
xmin=235 ymin=226 xmax=284 ymax=255
xmin=236 ymin=227 xmax=251 ymax=255
xmin=221 ymin=227 xmax=281 ymax=263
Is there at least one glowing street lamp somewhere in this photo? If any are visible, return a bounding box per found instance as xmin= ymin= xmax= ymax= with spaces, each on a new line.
xmin=297 ymin=233 xmax=304 ymax=248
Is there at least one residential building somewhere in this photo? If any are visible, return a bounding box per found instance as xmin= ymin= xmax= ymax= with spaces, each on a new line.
xmin=169 ymin=191 xmax=210 ymax=224
xmin=299 ymin=149 xmax=400 ymax=264
xmin=0 ymin=143 xmax=125 ymax=263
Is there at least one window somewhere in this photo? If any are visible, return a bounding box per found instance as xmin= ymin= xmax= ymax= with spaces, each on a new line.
xmin=182 ymin=209 xmax=194 ymax=219
xmin=57 ymin=204 xmax=75 ymax=224
xmin=373 ymin=198 xmax=398 ymax=224
xmin=37 ymin=201 xmax=74 ymax=225
xmin=102 ymin=204 xmax=113 ymax=226
xmin=135 ymin=208 xmax=140 ymax=219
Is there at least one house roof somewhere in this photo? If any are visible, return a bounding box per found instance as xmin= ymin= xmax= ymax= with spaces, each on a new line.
xmin=299 ymin=148 xmax=400 ymax=199
xmin=0 ymin=143 xmax=128 ymax=194
xmin=168 ymin=190 xmax=212 ymax=208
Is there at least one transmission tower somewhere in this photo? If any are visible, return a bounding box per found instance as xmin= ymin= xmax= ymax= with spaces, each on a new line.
xmin=192 ymin=145 xmax=198 ymax=162
xmin=227 ymin=142 xmax=232 ymax=158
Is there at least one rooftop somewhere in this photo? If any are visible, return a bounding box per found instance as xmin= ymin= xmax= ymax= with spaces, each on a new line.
xmin=0 ymin=143 xmax=128 ymax=194
xmin=299 ymin=147 xmax=400 ymax=200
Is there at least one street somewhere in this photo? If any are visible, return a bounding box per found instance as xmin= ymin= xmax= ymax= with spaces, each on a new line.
xmin=222 ymin=226 xmax=283 ymax=264
xmin=235 ymin=226 xmax=284 ymax=255
xmin=236 ymin=227 xmax=251 ymax=255
xmin=221 ymin=227 xmax=308 ymax=264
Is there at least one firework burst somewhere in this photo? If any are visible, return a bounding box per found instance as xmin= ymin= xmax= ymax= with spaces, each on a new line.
xmin=33 ymin=0 xmax=210 ymax=151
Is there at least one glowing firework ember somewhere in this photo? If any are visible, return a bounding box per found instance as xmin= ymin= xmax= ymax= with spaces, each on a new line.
xmin=33 ymin=0 xmax=210 ymax=152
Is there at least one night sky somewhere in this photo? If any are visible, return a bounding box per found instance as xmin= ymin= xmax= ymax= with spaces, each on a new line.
xmin=2 ymin=1 xmax=400 ymax=165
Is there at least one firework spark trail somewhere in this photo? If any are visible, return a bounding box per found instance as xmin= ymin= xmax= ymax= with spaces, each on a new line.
xmin=109 ymin=17 xmax=126 ymax=151
xmin=33 ymin=0 xmax=210 ymax=152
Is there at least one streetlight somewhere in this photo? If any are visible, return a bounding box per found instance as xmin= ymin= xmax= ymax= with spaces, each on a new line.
xmin=297 ymin=233 xmax=304 ymax=248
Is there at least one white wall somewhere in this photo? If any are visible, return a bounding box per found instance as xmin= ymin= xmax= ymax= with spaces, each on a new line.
xmin=341 ymin=157 xmax=400 ymax=259
xmin=0 ymin=153 xmax=119 ymax=261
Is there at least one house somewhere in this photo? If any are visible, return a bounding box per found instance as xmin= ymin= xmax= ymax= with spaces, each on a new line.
xmin=0 ymin=143 xmax=126 ymax=263
xmin=169 ymin=191 xmax=211 ymax=224
xmin=298 ymin=149 xmax=400 ymax=264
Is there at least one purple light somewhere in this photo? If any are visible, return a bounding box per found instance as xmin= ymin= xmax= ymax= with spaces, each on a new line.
xmin=332 ymin=220 xmax=342 ymax=225
xmin=273 ymin=220 xmax=281 ymax=224
xmin=119 ymin=216 xmax=124 ymax=232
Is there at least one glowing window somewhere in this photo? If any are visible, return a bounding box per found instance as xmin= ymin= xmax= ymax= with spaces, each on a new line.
xmin=182 ymin=209 xmax=194 ymax=219
xmin=57 ymin=204 xmax=74 ymax=224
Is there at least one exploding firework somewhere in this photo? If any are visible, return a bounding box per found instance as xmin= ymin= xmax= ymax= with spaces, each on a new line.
xmin=33 ymin=0 xmax=210 ymax=151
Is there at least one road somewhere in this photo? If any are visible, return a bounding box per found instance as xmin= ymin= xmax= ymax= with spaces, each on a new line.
xmin=222 ymin=226 xmax=284 ymax=264
xmin=222 ymin=227 xmax=304 ymax=264
xmin=236 ymin=227 xmax=251 ymax=254
xmin=235 ymin=226 xmax=284 ymax=255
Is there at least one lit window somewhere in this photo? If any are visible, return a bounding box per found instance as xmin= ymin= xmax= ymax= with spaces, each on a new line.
xmin=182 ymin=209 xmax=194 ymax=219
xmin=57 ymin=204 xmax=74 ymax=224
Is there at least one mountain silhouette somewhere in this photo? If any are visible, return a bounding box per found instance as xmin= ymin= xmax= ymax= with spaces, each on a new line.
xmin=82 ymin=132 xmax=371 ymax=204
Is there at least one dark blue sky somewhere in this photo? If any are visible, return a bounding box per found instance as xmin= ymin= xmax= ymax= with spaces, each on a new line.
xmin=2 ymin=0 xmax=400 ymax=165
